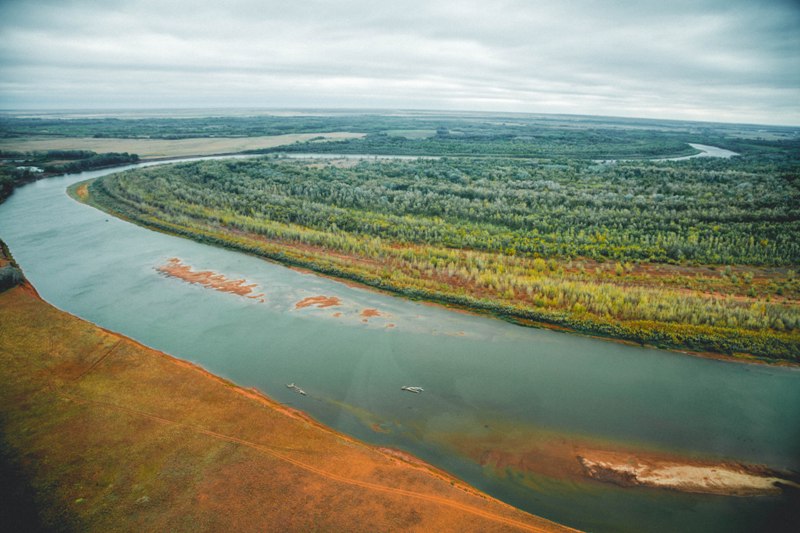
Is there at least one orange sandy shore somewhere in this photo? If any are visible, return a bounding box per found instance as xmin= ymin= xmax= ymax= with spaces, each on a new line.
xmin=0 ymin=280 xmax=576 ymax=532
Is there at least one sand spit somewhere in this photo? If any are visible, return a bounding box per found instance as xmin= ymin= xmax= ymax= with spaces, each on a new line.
xmin=156 ymin=258 xmax=264 ymax=301
xmin=295 ymin=295 xmax=342 ymax=309
xmin=449 ymin=424 xmax=798 ymax=499
xmin=577 ymin=450 xmax=799 ymax=496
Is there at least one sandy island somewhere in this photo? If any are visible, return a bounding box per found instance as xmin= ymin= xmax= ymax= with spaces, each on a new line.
xmin=295 ymin=295 xmax=342 ymax=309
xmin=156 ymin=258 xmax=264 ymax=301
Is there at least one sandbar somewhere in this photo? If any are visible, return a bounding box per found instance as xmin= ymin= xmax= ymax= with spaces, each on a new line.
xmin=577 ymin=450 xmax=798 ymax=496
xmin=295 ymin=295 xmax=342 ymax=309
xmin=156 ymin=258 xmax=264 ymax=300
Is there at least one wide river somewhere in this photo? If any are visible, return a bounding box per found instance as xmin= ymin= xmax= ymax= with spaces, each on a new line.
xmin=1 ymin=159 xmax=798 ymax=533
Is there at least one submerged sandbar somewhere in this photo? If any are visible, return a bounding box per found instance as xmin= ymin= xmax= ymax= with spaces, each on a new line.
xmin=156 ymin=258 xmax=264 ymax=300
xmin=295 ymin=295 xmax=342 ymax=309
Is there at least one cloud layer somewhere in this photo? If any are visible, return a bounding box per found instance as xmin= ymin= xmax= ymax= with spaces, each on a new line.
xmin=1 ymin=0 xmax=798 ymax=124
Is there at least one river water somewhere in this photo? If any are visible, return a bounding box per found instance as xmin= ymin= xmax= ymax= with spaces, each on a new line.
xmin=656 ymin=143 xmax=740 ymax=162
xmin=1 ymin=160 xmax=797 ymax=533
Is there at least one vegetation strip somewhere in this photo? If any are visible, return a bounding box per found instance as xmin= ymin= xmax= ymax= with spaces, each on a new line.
xmin=78 ymin=154 xmax=799 ymax=361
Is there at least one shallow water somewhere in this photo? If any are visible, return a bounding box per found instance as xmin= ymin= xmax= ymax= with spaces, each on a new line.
xmin=1 ymin=160 xmax=797 ymax=533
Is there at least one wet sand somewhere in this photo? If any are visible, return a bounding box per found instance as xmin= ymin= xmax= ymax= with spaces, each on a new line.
xmin=437 ymin=422 xmax=798 ymax=498
xmin=577 ymin=450 xmax=798 ymax=496
xmin=295 ymin=295 xmax=342 ymax=309
xmin=156 ymin=258 xmax=264 ymax=300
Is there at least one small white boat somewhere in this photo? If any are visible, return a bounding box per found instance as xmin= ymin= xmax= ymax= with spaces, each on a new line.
xmin=286 ymin=383 xmax=307 ymax=395
xmin=401 ymin=386 xmax=424 ymax=394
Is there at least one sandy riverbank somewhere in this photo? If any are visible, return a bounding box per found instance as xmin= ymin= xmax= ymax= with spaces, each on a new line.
xmin=0 ymin=271 xmax=576 ymax=531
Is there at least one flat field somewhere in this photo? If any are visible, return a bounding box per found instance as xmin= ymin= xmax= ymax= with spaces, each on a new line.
xmin=0 ymin=132 xmax=364 ymax=159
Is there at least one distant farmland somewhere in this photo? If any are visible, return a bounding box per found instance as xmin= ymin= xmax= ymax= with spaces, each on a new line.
xmin=0 ymin=132 xmax=364 ymax=159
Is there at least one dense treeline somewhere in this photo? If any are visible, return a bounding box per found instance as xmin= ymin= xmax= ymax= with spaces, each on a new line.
xmin=88 ymin=155 xmax=800 ymax=360
xmin=0 ymin=112 xmax=731 ymax=138
xmin=256 ymin=130 xmax=701 ymax=159
xmin=99 ymin=156 xmax=799 ymax=265
xmin=3 ymin=111 xmax=795 ymax=157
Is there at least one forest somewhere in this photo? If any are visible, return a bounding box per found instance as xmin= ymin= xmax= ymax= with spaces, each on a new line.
xmin=3 ymin=110 xmax=796 ymax=160
xmin=87 ymin=152 xmax=800 ymax=361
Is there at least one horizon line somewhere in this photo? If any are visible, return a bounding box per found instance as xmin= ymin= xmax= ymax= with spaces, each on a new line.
xmin=0 ymin=105 xmax=797 ymax=130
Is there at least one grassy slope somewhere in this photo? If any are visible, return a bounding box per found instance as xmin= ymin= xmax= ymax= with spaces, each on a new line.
xmin=0 ymin=274 xmax=574 ymax=532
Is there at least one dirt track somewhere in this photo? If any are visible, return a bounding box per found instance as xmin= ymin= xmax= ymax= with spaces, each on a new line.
xmin=62 ymin=392 xmax=553 ymax=532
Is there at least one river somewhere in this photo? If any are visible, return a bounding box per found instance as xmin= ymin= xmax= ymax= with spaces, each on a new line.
xmin=1 ymin=159 xmax=797 ymax=533
xmin=656 ymin=143 xmax=740 ymax=162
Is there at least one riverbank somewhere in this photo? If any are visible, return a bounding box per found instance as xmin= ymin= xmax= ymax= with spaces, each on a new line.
xmin=0 ymin=243 xmax=575 ymax=532
xmin=73 ymin=174 xmax=799 ymax=365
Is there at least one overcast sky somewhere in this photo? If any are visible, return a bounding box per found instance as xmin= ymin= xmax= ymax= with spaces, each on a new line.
xmin=1 ymin=0 xmax=798 ymax=125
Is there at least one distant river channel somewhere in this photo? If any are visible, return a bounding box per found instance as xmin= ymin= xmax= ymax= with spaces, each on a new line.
xmin=657 ymin=143 xmax=740 ymax=161
xmin=1 ymin=157 xmax=797 ymax=533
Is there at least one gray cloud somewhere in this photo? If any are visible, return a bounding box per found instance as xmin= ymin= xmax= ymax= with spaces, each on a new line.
xmin=1 ymin=0 xmax=798 ymax=125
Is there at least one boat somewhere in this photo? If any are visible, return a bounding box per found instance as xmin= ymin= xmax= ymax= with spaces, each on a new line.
xmin=401 ymin=386 xmax=424 ymax=394
xmin=286 ymin=383 xmax=307 ymax=395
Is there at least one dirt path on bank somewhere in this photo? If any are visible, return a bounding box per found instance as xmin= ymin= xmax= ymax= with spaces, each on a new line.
xmin=60 ymin=391 xmax=562 ymax=532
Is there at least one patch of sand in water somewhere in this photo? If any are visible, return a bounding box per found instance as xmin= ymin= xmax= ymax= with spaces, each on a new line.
xmin=157 ymin=258 xmax=264 ymax=301
xmin=295 ymin=295 xmax=342 ymax=309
